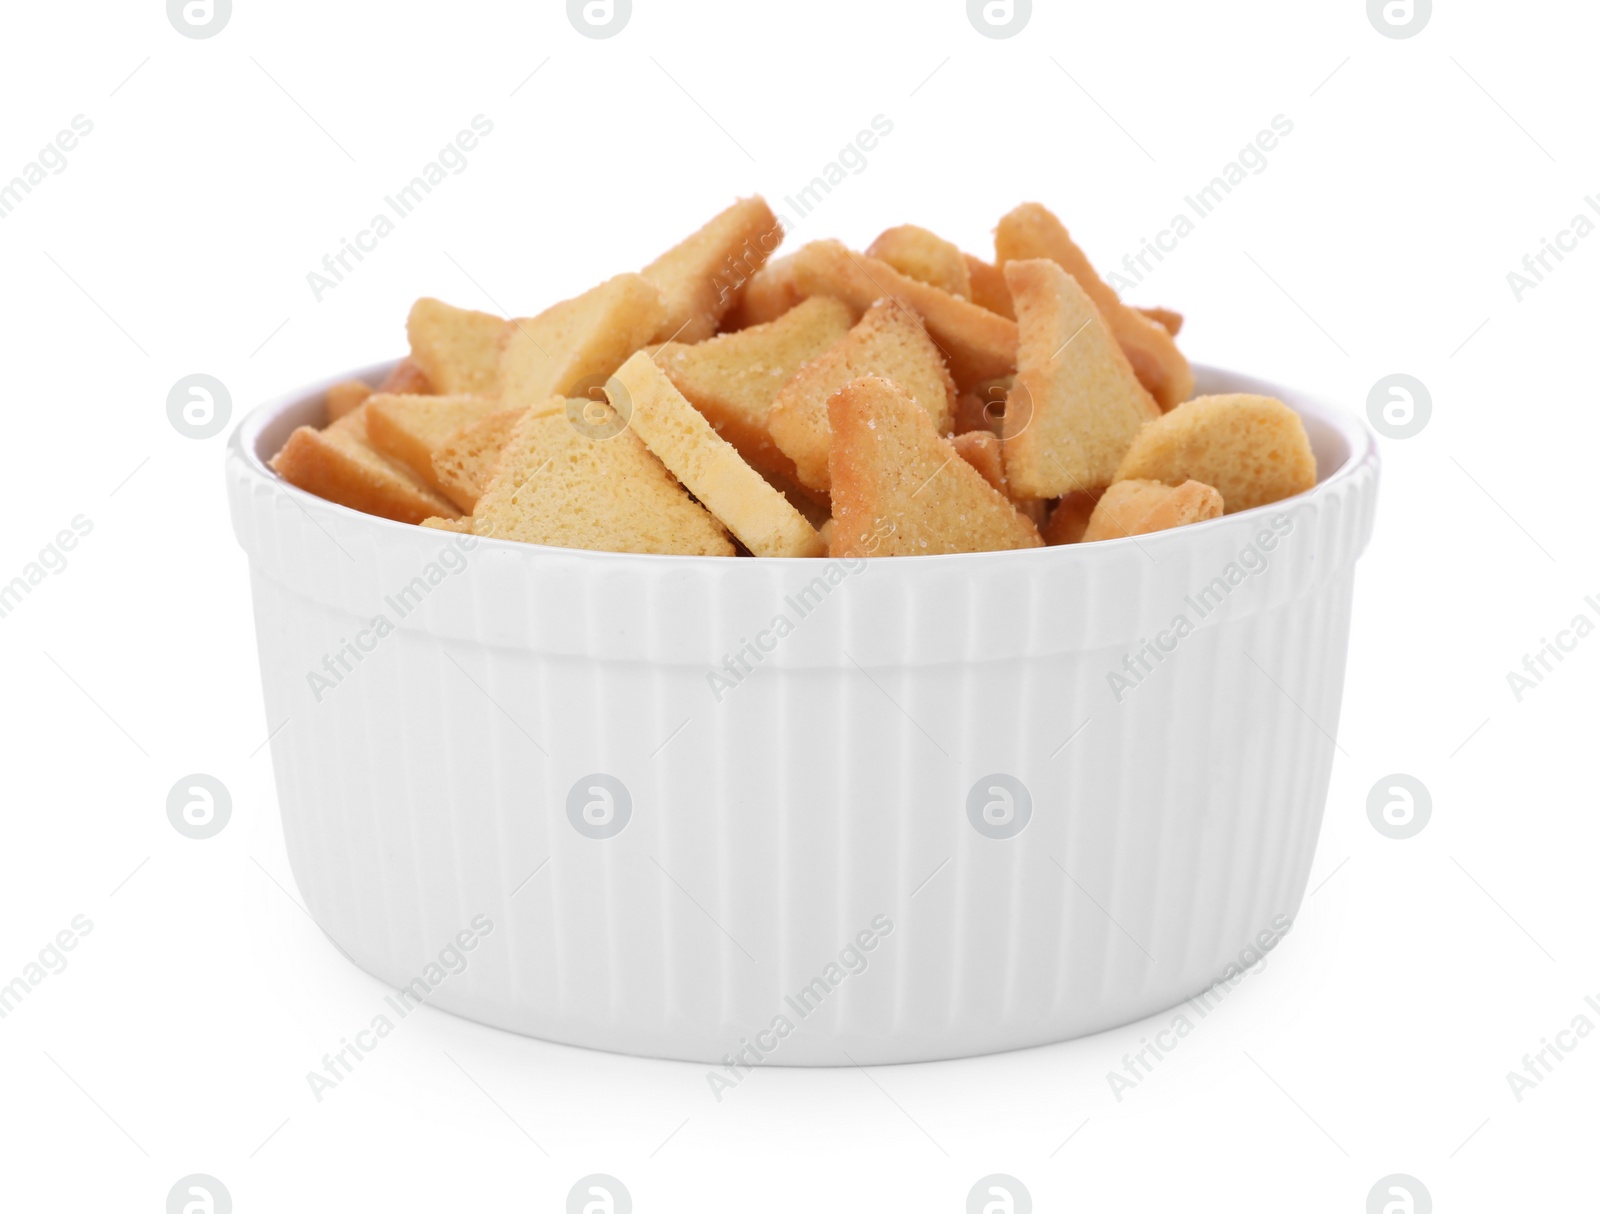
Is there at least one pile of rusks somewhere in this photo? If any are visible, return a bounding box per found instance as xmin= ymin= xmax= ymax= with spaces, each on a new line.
xmin=272 ymin=198 xmax=1317 ymax=557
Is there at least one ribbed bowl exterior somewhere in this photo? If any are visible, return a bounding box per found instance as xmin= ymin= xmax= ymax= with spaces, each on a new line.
xmin=228 ymin=364 xmax=1379 ymax=1066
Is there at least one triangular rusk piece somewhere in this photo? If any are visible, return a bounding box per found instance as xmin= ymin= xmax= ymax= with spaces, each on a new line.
xmin=471 ymin=403 xmax=734 ymax=556
xmin=768 ymin=298 xmax=955 ymax=493
xmin=827 ymin=376 xmax=1042 ymax=557
xmin=364 ymin=393 xmax=503 ymax=501
xmin=995 ymin=202 xmax=1193 ymax=409
xmin=270 ymin=404 xmax=458 ymax=524
xmin=1081 ymin=479 xmax=1222 ymax=542
xmin=653 ymin=296 xmax=852 ymax=485
xmin=610 ymin=353 xmax=824 ymax=557
xmin=865 ymin=225 xmax=972 ymax=298
xmin=642 ymin=196 xmax=783 ymax=343
xmin=406 ymin=298 xmax=508 ymax=396
xmin=1000 ymin=258 xmax=1159 ymax=499
xmin=498 ymin=273 xmax=666 ymax=407
xmin=787 ymin=239 xmax=1017 ymax=390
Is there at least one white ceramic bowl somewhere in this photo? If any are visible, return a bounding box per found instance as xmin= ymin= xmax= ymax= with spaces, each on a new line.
xmin=228 ymin=362 xmax=1378 ymax=1066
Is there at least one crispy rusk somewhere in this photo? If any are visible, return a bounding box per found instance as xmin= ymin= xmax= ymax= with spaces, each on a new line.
xmin=642 ymin=196 xmax=783 ymax=343
xmin=498 ymin=273 xmax=666 ymax=407
xmin=995 ymin=202 xmax=1193 ymax=410
xmin=1114 ymin=394 xmax=1317 ymax=513
xmin=787 ymin=239 xmax=1017 ymax=389
xmin=1000 ymin=259 xmax=1160 ymax=499
xmin=378 ymin=358 xmax=432 ymax=395
xmin=865 ymin=225 xmax=972 ymax=298
xmin=1081 ymin=478 xmax=1223 ymax=542
xmin=721 ymin=253 xmax=801 ymax=330
xmin=951 ymin=430 xmax=1007 ymax=494
xmin=471 ymin=404 xmax=734 ymax=555
xmin=324 ymin=379 xmax=373 ymax=422
xmin=271 ymin=404 xmax=458 ymax=524
xmin=611 ymin=353 xmax=824 ymax=558
xmin=654 ymin=296 xmax=853 ymax=486
xmin=1040 ymin=490 xmax=1101 ymax=545
xmin=964 ymin=254 xmax=1015 ymax=319
xmin=364 ymin=393 xmax=503 ymax=500
xmin=827 ymin=376 xmax=1042 ymax=557
xmin=768 ymin=298 xmax=956 ymax=493
xmin=406 ymin=298 xmax=507 ymax=395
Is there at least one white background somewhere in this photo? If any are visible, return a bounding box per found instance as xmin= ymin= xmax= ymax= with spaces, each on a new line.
xmin=2 ymin=0 xmax=1596 ymax=1209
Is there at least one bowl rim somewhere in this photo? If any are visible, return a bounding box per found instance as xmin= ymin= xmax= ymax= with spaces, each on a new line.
xmin=229 ymin=358 xmax=1378 ymax=567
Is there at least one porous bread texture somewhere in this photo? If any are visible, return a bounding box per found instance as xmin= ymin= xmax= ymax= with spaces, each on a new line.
xmin=1114 ymin=394 xmax=1317 ymax=514
xmin=787 ymin=239 xmax=1017 ymax=389
xmin=1081 ymin=479 xmax=1223 ymax=542
xmin=406 ymin=298 xmax=507 ymax=395
xmin=995 ymin=202 xmax=1193 ymax=410
xmin=378 ymin=358 xmax=432 ymax=395
xmin=470 ymin=403 xmax=734 ymax=556
xmin=324 ymin=379 xmax=373 ymax=422
xmin=364 ymin=393 xmax=503 ymax=500
xmin=722 ymin=253 xmax=801 ymax=330
xmin=270 ymin=403 xmax=458 ymax=524
xmin=611 ymin=352 xmax=824 ymax=558
xmin=419 ymin=516 xmax=472 ymax=532
xmin=964 ymin=254 xmax=1015 ymax=320
xmin=768 ymin=298 xmax=956 ymax=494
xmin=865 ymin=225 xmax=972 ymax=298
xmin=951 ymin=430 xmax=1007 ymax=494
xmin=498 ymin=273 xmax=666 ymax=407
xmin=431 ymin=407 xmax=532 ymax=513
xmin=827 ymin=375 xmax=1042 ymax=557
xmin=642 ymin=196 xmax=783 ymax=343
xmin=1000 ymin=258 xmax=1160 ymax=500
xmin=1041 ymin=490 xmax=1100 ymax=546
xmin=653 ymin=296 xmax=853 ymax=486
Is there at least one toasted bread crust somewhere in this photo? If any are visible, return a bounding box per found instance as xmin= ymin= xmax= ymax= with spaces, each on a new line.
xmin=788 ymin=240 xmax=1017 ymax=389
xmin=1040 ymin=490 xmax=1101 ymax=545
xmin=654 ymin=296 xmax=853 ymax=487
xmin=364 ymin=393 xmax=502 ymax=500
xmin=964 ymin=254 xmax=1015 ymax=320
xmin=866 ymin=225 xmax=972 ymax=298
xmin=612 ymin=353 xmax=824 ymax=558
xmin=721 ymin=253 xmax=801 ymax=330
xmin=270 ymin=405 xmax=458 ymax=524
xmin=828 ymin=376 xmax=1042 ymax=557
xmin=1113 ymin=394 xmax=1317 ymax=514
xmin=1081 ymin=478 xmax=1223 ymax=542
xmin=1000 ymin=258 xmax=1160 ymax=499
xmin=768 ymin=298 xmax=957 ymax=493
xmin=951 ymin=430 xmax=1007 ymax=494
xmin=996 ymin=202 xmax=1193 ymax=410
xmin=642 ymin=196 xmax=784 ymax=343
